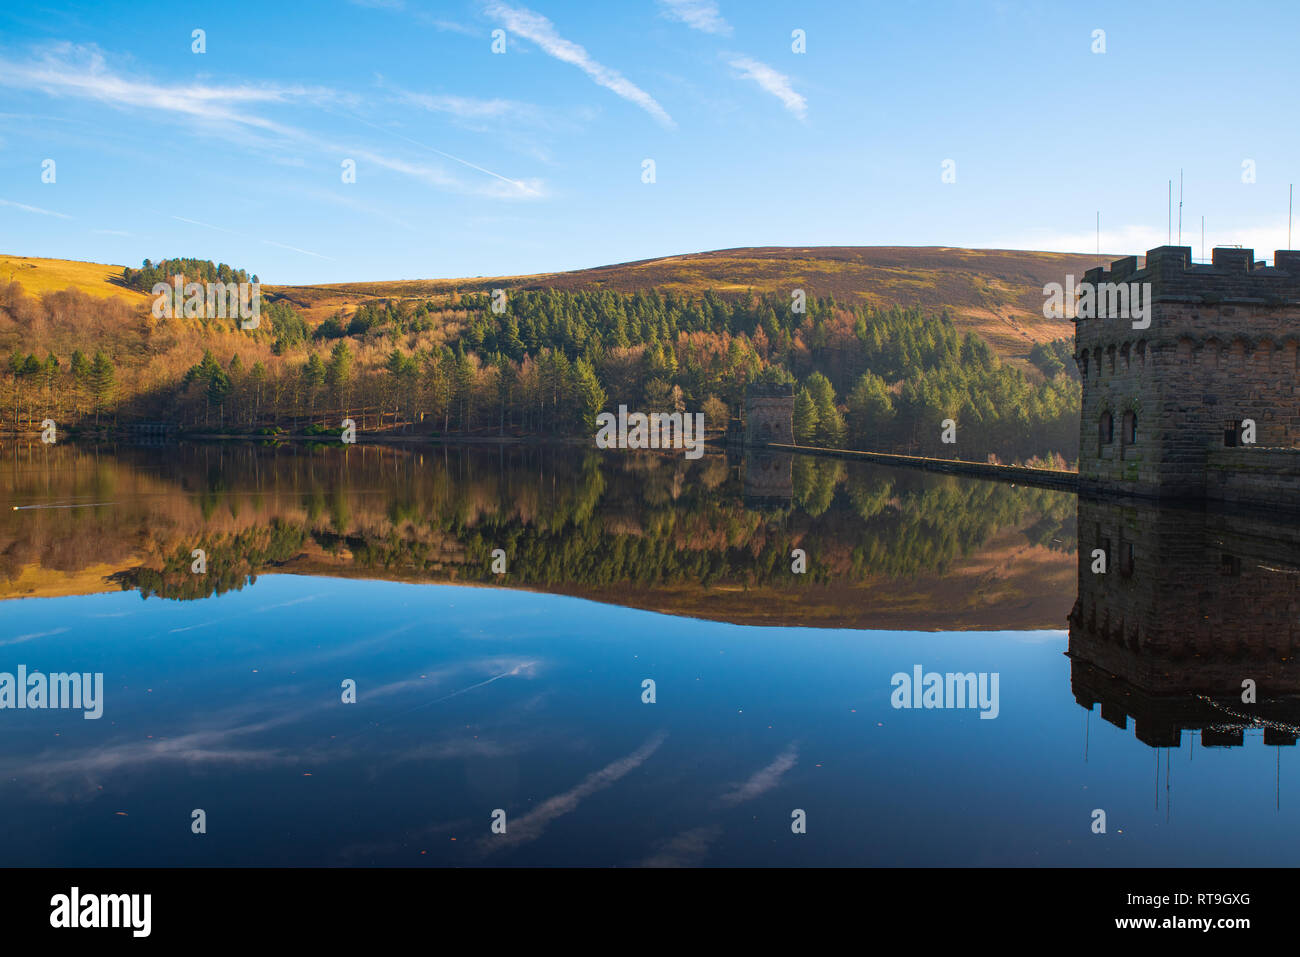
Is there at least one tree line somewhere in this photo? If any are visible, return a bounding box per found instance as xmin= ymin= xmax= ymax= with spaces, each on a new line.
xmin=121 ymin=258 xmax=257 ymax=293
xmin=0 ymin=266 xmax=1080 ymax=461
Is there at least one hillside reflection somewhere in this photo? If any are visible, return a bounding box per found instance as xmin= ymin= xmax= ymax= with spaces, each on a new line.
xmin=1 ymin=442 xmax=1076 ymax=630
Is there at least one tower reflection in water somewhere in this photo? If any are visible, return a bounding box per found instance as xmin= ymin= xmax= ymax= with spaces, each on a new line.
xmin=1069 ymin=498 xmax=1300 ymax=750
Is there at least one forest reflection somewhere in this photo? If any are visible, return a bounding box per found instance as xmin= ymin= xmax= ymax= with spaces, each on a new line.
xmin=0 ymin=442 xmax=1077 ymax=630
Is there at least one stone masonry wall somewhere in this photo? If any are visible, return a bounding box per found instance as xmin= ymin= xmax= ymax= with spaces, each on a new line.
xmin=744 ymin=392 xmax=795 ymax=446
xmin=1075 ymin=245 xmax=1300 ymax=501
xmin=1206 ymin=446 xmax=1300 ymax=509
xmin=1069 ymin=498 xmax=1300 ymax=745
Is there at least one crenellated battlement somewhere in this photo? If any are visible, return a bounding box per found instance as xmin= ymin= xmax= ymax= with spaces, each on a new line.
xmin=1080 ymin=245 xmax=1300 ymax=306
xmin=1074 ymin=244 xmax=1300 ymax=503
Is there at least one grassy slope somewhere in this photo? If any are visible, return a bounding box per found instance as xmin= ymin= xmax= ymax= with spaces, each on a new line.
xmin=0 ymin=255 xmax=149 ymax=303
xmin=267 ymin=246 xmax=1114 ymax=361
xmin=3 ymin=246 xmax=1113 ymax=362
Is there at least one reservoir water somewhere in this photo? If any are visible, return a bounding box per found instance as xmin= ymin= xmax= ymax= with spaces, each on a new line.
xmin=0 ymin=443 xmax=1294 ymax=865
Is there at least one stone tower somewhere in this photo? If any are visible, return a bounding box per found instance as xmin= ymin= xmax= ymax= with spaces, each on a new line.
xmin=1075 ymin=245 xmax=1300 ymax=501
xmin=1069 ymin=498 xmax=1300 ymax=747
xmin=744 ymin=383 xmax=794 ymax=446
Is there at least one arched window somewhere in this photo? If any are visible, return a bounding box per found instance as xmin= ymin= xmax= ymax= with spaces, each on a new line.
xmin=1120 ymin=411 xmax=1136 ymax=458
xmin=1099 ymin=412 xmax=1114 ymax=451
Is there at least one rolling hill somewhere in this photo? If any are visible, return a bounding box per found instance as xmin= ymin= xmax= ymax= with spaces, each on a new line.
xmin=0 ymin=245 xmax=1088 ymax=462
xmin=3 ymin=246 xmax=1112 ymax=364
xmin=267 ymin=246 xmax=1114 ymax=361
xmin=0 ymin=254 xmax=150 ymax=303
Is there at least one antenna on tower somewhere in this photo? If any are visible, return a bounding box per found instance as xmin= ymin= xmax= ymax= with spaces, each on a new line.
xmin=1177 ymin=169 xmax=1183 ymax=246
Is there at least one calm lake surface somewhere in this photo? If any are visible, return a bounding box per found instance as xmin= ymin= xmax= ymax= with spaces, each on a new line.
xmin=0 ymin=442 xmax=1296 ymax=866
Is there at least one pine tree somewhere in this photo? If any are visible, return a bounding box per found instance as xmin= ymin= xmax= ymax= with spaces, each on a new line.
xmin=572 ymin=357 xmax=607 ymax=433
xmin=89 ymin=351 xmax=115 ymax=425
xmin=70 ymin=350 xmax=90 ymax=419
xmin=249 ymin=361 xmax=267 ymax=424
xmin=326 ymin=340 xmax=354 ymax=415
xmin=804 ymin=372 xmax=845 ymax=445
xmin=793 ymin=388 xmax=819 ymax=444
xmin=847 ymin=371 xmax=895 ymax=445
xmin=301 ymin=353 xmax=325 ymax=425
xmin=206 ymin=368 xmax=232 ymax=427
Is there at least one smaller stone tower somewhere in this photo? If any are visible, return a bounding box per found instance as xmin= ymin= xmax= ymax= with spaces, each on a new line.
xmin=744 ymin=383 xmax=794 ymax=447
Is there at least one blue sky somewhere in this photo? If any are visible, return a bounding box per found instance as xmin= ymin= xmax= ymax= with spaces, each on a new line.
xmin=2 ymin=0 xmax=1299 ymax=284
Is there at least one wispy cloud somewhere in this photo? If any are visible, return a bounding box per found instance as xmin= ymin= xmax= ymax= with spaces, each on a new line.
xmin=340 ymin=108 xmax=546 ymax=197
xmin=171 ymin=214 xmax=239 ymax=234
xmin=420 ymin=17 xmax=479 ymax=36
xmin=377 ymin=79 xmax=587 ymax=165
xmin=293 ymin=186 xmax=420 ymax=233
xmin=170 ymin=214 xmax=335 ymax=262
xmin=659 ymin=0 xmax=731 ymax=36
xmin=0 ymin=198 xmax=72 ymax=219
xmin=365 ymin=658 xmax=539 ymax=705
xmin=387 ymin=86 xmax=541 ymax=123
xmin=262 ymin=239 xmax=334 ymax=261
xmin=640 ymin=825 xmax=721 ymax=867
xmin=0 ymin=43 xmax=544 ymax=200
xmin=641 ymin=744 xmax=799 ymax=865
xmin=255 ymin=594 xmax=325 ymax=611
xmin=719 ymin=744 xmax=798 ymax=806
xmin=5 ymin=710 xmax=308 ymax=799
xmin=0 ymin=43 xmax=331 ymax=134
xmin=480 ymin=730 xmax=668 ymax=853
xmin=349 ymin=1 xmax=478 ymax=37
xmin=725 ymin=55 xmax=806 ymax=119
xmin=484 ymin=2 xmax=675 ymax=128
xmin=0 ymin=627 xmax=70 ymax=647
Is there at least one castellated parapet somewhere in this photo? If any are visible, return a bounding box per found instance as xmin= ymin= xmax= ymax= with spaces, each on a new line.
xmin=1075 ymin=245 xmax=1300 ymax=502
